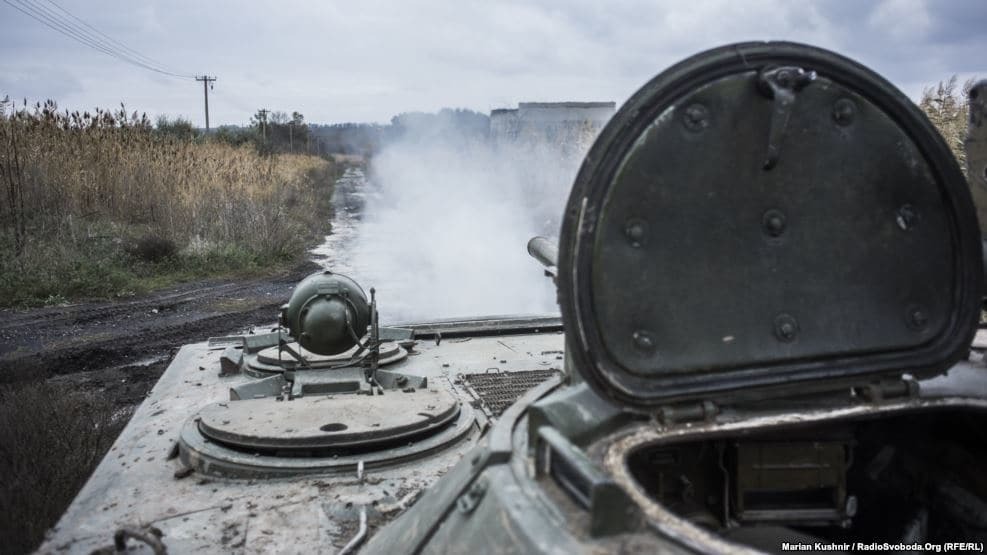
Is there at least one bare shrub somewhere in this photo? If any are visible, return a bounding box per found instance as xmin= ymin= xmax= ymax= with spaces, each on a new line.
xmin=919 ymin=75 xmax=977 ymax=172
xmin=128 ymin=234 xmax=177 ymax=263
xmin=0 ymin=382 xmax=128 ymax=554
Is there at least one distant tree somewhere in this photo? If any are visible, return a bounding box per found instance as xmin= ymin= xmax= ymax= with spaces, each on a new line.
xmin=249 ymin=109 xmax=269 ymax=128
xmin=212 ymin=125 xmax=254 ymax=147
xmin=154 ymin=115 xmax=196 ymax=140
xmin=242 ymin=109 xmax=311 ymax=154
xmin=919 ymin=75 xmax=976 ymax=173
xmin=308 ymin=122 xmax=385 ymax=156
xmin=386 ymin=108 xmax=490 ymax=146
xmin=270 ymin=111 xmax=289 ymax=125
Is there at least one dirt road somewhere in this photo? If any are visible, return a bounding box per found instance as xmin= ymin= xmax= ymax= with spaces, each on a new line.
xmin=0 ymin=262 xmax=318 ymax=405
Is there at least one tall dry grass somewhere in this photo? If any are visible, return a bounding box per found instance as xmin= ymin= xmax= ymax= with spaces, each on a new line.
xmin=0 ymin=101 xmax=335 ymax=306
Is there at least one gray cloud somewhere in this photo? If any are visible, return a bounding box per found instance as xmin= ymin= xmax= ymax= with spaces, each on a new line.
xmin=1 ymin=0 xmax=984 ymax=125
xmin=1 ymin=65 xmax=83 ymax=103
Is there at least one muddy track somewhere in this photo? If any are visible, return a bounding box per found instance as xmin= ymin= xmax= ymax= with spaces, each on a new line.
xmin=0 ymin=262 xmax=320 ymax=399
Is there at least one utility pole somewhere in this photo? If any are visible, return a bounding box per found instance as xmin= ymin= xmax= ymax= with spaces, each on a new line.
xmin=195 ymin=75 xmax=217 ymax=132
xmin=258 ymin=108 xmax=269 ymax=141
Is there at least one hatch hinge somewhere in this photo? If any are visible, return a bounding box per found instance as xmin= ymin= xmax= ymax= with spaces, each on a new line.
xmin=854 ymin=377 xmax=920 ymax=402
xmin=757 ymin=65 xmax=816 ymax=170
xmin=657 ymin=400 xmax=718 ymax=426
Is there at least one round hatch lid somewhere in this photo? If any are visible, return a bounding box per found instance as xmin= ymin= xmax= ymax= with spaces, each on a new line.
xmin=558 ymin=42 xmax=982 ymax=410
xmin=198 ymin=388 xmax=460 ymax=452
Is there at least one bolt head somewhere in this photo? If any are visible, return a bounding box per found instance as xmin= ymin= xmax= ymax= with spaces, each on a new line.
xmin=682 ymin=103 xmax=710 ymax=132
xmin=896 ymin=204 xmax=918 ymax=231
xmin=774 ymin=314 xmax=799 ymax=342
xmin=907 ymin=306 xmax=929 ymax=330
xmin=624 ymin=219 xmax=647 ymax=247
xmin=762 ymin=209 xmax=787 ymax=237
xmin=632 ymin=330 xmax=656 ymax=352
xmin=833 ymin=98 xmax=856 ymax=126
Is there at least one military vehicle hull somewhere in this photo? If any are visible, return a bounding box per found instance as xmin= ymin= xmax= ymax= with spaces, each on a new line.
xmin=40 ymin=42 xmax=987 ymax=555
xmin=365 ymin=355 xmax=987 ymax=554
xmin=40 ymin=316 xmax=564 ymax=553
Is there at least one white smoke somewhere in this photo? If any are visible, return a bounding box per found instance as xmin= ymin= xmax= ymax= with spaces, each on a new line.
xmin=341 ymin=113 xmax=603 ymax=323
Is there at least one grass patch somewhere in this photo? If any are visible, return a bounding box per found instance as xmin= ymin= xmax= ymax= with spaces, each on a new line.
xmin=0 ymin=230 xmax=302 ymax=307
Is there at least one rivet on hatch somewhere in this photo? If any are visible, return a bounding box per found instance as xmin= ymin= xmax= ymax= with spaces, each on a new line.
xmin=832 ymin=98 xmax=856 ymax=126
xmin=774 ymin=314 xmax=799 ymax=342
xmin=907 ymin=306 xmax=929 ymax=331
xmin=762 ymin=209 xmax=787 ymax=237
xmin=632 ymin=330 xmax=657 ymax=352
xmin=681 ymin=103 xmax=710 ymax=132
xmin=624 ymin=219 xmax=647 ymax=248
xmin=896 ymin=204 xmax=918 ymax=231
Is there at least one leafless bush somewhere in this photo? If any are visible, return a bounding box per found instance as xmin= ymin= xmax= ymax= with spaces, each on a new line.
xmin=919 ymin=75 xmax=976 ymax=172
xmin=128 ymin=234 xmax=178 ymax=263
xmin=0 ymin=382 xmax=128 ymax=554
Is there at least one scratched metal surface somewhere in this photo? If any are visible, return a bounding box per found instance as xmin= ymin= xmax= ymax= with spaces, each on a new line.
xmin=40 ymin=328 xmax=565 ymax=554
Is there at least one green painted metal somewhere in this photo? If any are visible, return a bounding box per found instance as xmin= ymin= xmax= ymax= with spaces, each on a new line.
xmin=282 ymin=270 xmax=371 ymax=355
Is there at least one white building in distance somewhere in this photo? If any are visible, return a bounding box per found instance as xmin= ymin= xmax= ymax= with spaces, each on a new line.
xmin=489 ymin=102 xmax=616 ymax=146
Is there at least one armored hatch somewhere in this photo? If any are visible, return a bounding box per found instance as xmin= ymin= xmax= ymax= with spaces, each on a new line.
xmin=558 ymin=41 xmax=983 ymax=409
xmin=179 ymin=271 xmax=480 ymax=478
xmin=282 ymin=270 xmax=371 ymax=355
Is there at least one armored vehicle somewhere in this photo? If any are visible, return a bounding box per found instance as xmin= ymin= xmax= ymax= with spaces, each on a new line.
xmin=44 ymin=42 xmax=987 ymax=554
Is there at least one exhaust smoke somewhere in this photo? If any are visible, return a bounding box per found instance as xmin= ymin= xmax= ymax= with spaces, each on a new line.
xmin=325 ymin=105 xmax=612 ymax=323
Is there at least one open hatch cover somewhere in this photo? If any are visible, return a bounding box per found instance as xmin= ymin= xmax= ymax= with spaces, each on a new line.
xmin=558 ymin=42 xmax=982 ymax=410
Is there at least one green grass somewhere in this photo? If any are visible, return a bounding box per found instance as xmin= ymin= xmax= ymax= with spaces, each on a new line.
xmin=0 ymin=230 xmax=301 ymax=308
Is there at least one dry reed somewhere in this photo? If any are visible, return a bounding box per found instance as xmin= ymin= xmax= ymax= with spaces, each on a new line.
xmin=0 ymin=101 xmax=335 ymax=306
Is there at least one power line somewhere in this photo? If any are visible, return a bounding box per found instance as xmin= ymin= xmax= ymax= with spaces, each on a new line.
xmin=12 ymin=0 xmax=194 ymax=78
xmin=22 ymin=0 xmax=194 ymax=78
xmin=3 ymin=0 xmax=219 ymax=128
xmin=41 ymin=0 xmax=191 ymax=77
xmin=3 ymin=0 xmax=194 ymax=79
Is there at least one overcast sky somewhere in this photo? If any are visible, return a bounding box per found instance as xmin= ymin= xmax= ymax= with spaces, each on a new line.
xmin=1 ymin=0 xmax=984 ymax=126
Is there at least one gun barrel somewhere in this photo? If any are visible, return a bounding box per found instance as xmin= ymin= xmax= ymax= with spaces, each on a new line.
xmin=527 ymin=236 xmax=558 ymax=270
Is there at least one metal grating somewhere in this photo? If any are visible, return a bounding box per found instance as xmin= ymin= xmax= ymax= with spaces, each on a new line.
xmin=461 ymin=369 xmax=561 ymax=416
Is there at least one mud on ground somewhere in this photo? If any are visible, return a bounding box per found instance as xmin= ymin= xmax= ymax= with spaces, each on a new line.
xmin=0 ymin=261 xmax=320 ymax=406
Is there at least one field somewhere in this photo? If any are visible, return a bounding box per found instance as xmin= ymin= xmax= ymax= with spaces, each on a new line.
xmin=0 ymin=102 xmax=337 ymax=308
